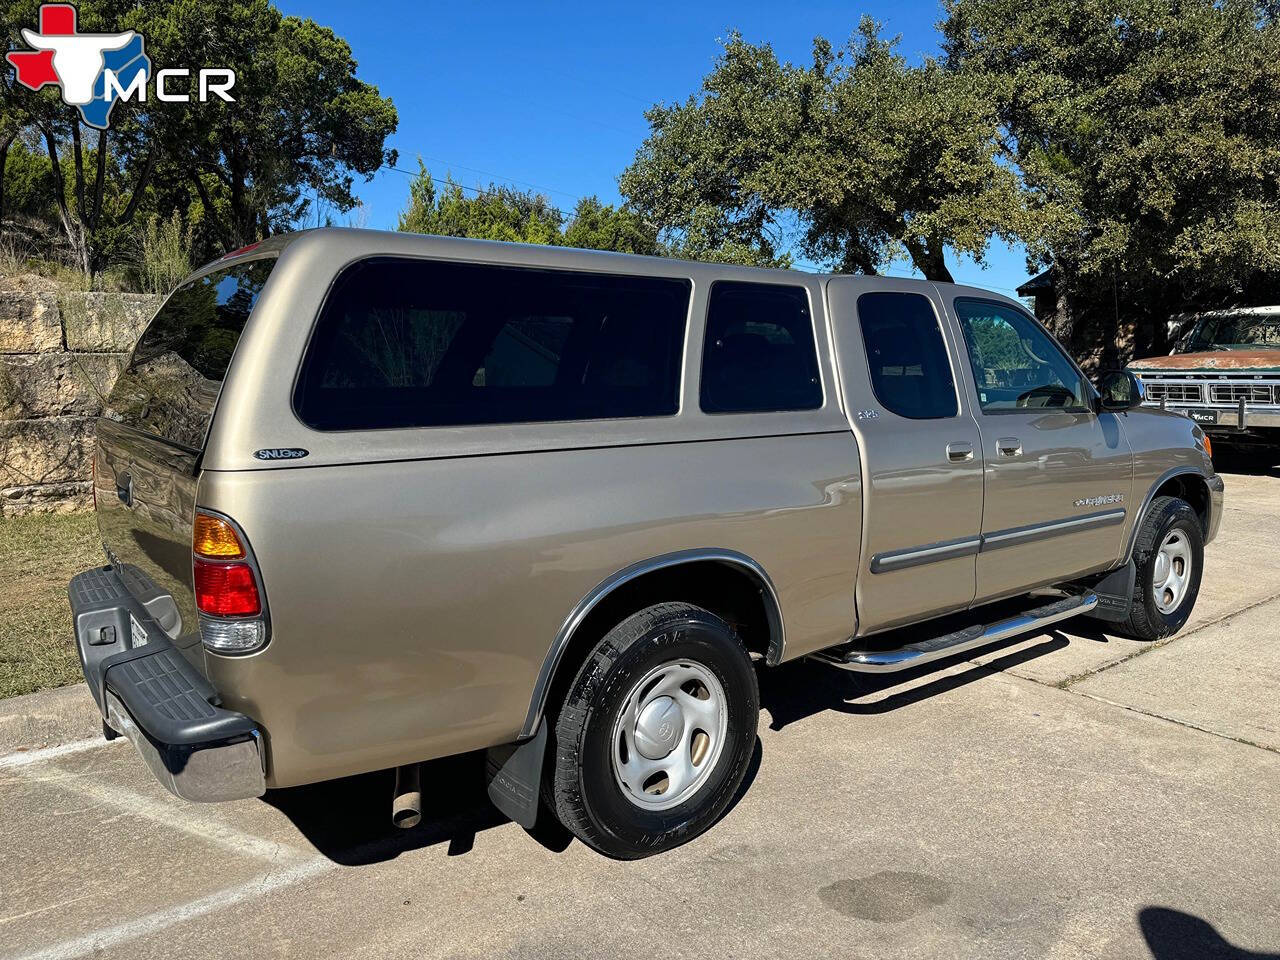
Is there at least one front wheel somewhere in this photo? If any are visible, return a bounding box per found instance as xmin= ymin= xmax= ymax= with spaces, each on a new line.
xmin=548 ymin=602 xmax=759 ymax=859
xmin=1118 ymin=496 xmax=1204 ymax=640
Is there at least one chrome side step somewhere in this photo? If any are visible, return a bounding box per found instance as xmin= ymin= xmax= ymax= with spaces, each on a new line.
xmin=811 ymin=593 xmax=1099 ymax=674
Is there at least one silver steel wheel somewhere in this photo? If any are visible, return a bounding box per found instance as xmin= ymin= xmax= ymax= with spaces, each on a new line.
xmin=610 ymin=659 xmax=728 ymax=812
xmin=1152 ymin=529 xmax=1193 ymax=615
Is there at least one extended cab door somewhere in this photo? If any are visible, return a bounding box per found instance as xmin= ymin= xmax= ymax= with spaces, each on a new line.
xmin=828 ymin=278 xmax=985 ymax=633
xmin=941 ymin=292 xmax=1133 ymax=601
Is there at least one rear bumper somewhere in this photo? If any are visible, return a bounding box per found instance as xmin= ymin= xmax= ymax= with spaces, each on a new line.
xmin=68 ymin=566 xmax=266 ymax=802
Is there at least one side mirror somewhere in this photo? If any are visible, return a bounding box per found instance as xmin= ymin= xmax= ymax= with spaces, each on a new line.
xmin=1095 ymin=369 xmax=1145 ymax=411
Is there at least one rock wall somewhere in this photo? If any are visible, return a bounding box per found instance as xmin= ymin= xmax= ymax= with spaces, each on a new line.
xmin=0 ymin=287 xmax=162 ymax=515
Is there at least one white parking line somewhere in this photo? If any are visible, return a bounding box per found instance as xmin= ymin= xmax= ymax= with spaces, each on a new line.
xmin=0 ymin=738 xmax=117 ymax=770
xmin=32 ymin=773 xmax=312 ymax=864
xmin=5 ymin=858 xmax=334 ymax=960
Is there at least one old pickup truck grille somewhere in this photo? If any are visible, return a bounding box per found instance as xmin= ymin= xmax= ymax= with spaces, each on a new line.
xmin=1208 ymin=383 xmax=1275 ymax=405
xmin=1143 ymin=381 xmax=1204 ymax=403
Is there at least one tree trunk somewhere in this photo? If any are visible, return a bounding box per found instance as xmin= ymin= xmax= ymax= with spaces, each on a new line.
xmin=0 ymin=130 xmax=14 ymax=227
xmin=904 ymin=235 xmax=955 ymax=283
xmin=38 ymin=125 xmax=85 ymax=271
xmin=190 ymin=172 xmax=235 ymax=252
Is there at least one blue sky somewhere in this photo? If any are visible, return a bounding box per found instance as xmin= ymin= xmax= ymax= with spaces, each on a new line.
xmin=277 ymin=0 xmax=1032 ymax=298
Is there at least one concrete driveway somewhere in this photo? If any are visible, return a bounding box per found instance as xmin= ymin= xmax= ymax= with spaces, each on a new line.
xmin=2 ymin=468 xmax=1278 ymax=960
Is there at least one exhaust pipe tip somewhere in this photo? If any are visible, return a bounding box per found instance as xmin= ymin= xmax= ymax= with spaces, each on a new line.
xmin=392 ymin=764 xmax=422 ymax=830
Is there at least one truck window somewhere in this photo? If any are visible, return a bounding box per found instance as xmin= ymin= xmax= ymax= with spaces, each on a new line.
xmin=294 ymin=258 xmax=690 ymax=430
xmin=856 ymin=292 xmax=958 ymax=419
xmin=954 ymin=299 xmax=1088 ymax=413
xmin=699 ymin=281 xmax=822 ymax=414
xmin=104 ymin=258 xmax=276 ymax=450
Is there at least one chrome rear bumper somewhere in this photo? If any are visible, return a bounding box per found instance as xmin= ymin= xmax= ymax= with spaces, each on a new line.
xmin=69 ymin=566 xmax=266 ymax=802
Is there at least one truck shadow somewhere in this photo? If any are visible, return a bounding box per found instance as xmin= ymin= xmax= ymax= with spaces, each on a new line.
xmin=265 ymin=634 xmax=1064 ymax=865
xmin=1213 ymin=448 xmax=1279 ymax=477
xmin=1138 ymin=906 xmax=1280 ymax=959
xmin=262 ymin=753 xmax=510 ymax=866
xmin=262 ymin=737 xmax=763 ymax=866
xmin=758 ymin=632 xmax=1069 ymax=730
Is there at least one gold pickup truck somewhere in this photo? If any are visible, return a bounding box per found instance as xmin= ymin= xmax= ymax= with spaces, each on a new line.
xmin=69 ymin=229 xmax=1222 ymax=859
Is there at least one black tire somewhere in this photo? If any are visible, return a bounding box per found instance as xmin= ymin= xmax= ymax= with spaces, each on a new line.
xmin=1118 ymin=496 xmax=1204 ymax=641
xmin=548 ymin=602 xmax=759 ymax=859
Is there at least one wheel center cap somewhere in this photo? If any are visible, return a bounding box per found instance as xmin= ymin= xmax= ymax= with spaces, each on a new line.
xmin=633 ymin=696 xmax=685 ymax=760
xmin=1154 ymin=552 xmax=1170 ymax=583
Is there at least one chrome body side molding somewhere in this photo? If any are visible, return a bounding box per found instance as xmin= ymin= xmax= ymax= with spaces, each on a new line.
xmin=869 ymin=510 xmax=1126 ymax=573
xmin=519 ymin=548 xmax=784 ymax=739
xmin=980 ymin=508 xmax=1126 ymax=552
xmin=869 ymin=536 xmax=982 ymax=574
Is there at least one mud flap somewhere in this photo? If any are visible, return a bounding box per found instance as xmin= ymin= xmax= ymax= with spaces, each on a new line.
xmin=485 ymin=721 xmax=547 ymax=829
xmin=1079 ymin=561 xmax=1136 ymax=623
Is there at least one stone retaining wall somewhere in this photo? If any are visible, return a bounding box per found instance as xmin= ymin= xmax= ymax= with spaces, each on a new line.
xmin=0 ymin=288 xmax=162 ymax=515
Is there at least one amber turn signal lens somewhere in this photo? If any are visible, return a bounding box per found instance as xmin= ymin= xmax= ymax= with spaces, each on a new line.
xmin=1202 ymin=434 xmax=1213 ymax=460
xmin=194 ymin=513 xmax=245 ymax=558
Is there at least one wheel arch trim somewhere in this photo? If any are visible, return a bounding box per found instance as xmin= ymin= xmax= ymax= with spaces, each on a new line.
xmin=518 ymin=548 xmax=784 ymax=739
xmin=1122 ymin=466 xmax=1217 ymax=563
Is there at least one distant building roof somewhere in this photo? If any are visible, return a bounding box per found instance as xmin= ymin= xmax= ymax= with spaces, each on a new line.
xmin=1016 ymin=269 xmax=1054 ymax=296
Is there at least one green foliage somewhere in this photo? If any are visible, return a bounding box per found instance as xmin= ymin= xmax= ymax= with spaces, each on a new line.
xmin=398 ymin=163 xmax=562 ymax=244
xmin=562 ymin=197 xmax=661 ymax=256
xmin=1 ymin=139 xmax=56 ymax=220
xmin=1 ymin=0 xmax=398 ymax=282
xmin=967 ymin=315 xmax=1026 ymax=371
xmin=134 ymin=211 xmax=193 ymax=294
xmin=942 ymin=0 xmax=1280 ymax=356
xmin=396 ymin=163 xmax=664 ymax=256
xmin=619 ymin=19 xmax=1026 ymax=279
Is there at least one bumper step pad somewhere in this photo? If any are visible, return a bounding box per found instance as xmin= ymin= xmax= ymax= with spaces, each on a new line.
xmin=68 ymin=565 xmax=265 ymax=802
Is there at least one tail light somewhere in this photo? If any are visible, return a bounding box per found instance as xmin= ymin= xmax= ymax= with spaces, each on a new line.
xmin=193 ymin=511 xmax=269 ymax=654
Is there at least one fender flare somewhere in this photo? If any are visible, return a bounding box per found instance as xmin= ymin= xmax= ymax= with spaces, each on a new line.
xmin=1122 ymin=466 xmax=1218 ymax=563
xmin=517 ymin=548 xmax=785 ymax=739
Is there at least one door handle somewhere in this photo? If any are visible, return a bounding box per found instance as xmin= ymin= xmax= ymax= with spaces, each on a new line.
xmin=115 ymin=472 xmax=133 ymax=507
xmin=997 ymin=438 xmax=1022 ymax=458
xmin=946 ymin=441 xmax=974 ymax=462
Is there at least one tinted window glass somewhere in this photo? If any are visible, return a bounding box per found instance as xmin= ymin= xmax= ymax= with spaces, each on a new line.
xmin=700 ymin=281 xmax=822 ymax=413
xmin=295 ymin=258 xmax=690 ymax=430
xmin=104 ymin=259 xmax=275 ymax=449
xmin=955 ymin=299 xmax=1087 ymax=412
xmin=856 ymin=292 xmax=958 ymax=419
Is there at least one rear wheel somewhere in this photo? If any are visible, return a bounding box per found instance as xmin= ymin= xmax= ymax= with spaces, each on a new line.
xmin=548 ymin=602 xmax=759 ymax=859
xmin=1119 ymin=496 xmax=1204 ymax=641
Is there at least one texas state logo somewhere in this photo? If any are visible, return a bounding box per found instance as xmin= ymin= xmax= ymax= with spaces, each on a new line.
xmin=6 ymin=3 xmax=234 ymax=130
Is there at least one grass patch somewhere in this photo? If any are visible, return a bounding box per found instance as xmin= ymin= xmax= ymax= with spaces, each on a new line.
xmin=0 ymin=511 xmax=101 ymax=699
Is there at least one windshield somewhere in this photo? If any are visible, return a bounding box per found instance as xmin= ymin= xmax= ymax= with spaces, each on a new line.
xmin=1180 ymin=315 xmax=1280 ymax=352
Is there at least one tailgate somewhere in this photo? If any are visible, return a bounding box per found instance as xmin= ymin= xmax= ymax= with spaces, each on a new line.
xmin=94 ymin=256 xmax=276 ymax=675
xmin=94 ymin=419 xmax=204 ymax=670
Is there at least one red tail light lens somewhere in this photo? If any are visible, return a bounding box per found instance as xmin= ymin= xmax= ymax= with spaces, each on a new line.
xmin=194 ymin=559 xmax=261 ymax=617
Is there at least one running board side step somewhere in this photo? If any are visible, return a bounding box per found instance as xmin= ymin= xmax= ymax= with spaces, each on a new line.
xmin=810 ymin=593 xmax=1099 ymax=674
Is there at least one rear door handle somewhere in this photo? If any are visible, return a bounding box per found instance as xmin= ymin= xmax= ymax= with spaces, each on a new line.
xmin=997 ymin=438 xmax=1022 ymax=458
xmin=946 ymin=441 xmax=974 ymax=462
